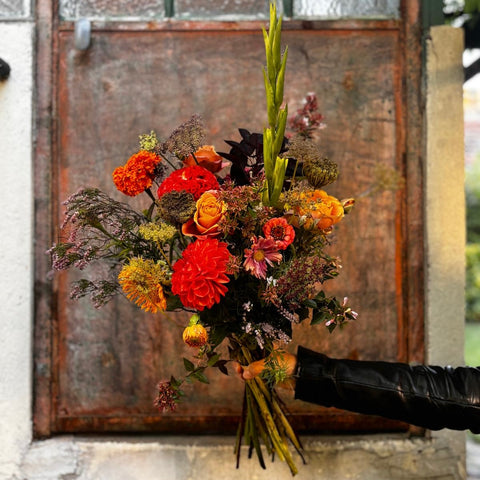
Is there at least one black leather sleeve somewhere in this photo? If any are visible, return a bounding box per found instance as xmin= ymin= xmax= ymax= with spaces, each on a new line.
xmin=294 ymin=346 xmax=480 ymax=433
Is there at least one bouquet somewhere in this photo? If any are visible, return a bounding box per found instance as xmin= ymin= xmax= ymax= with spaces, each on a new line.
xmin=48 ymin=3 xmax=356 ymax=475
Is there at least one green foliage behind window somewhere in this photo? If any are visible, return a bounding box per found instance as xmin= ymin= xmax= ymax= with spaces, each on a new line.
xmin=466 ymin=158 xmax=480 ymax=321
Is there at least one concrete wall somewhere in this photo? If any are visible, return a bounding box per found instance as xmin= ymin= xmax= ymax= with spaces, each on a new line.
xmin=0 ymin=19 xmax=467 ymax=480
xmin=0 ymin=19 xmax=34 ymax=480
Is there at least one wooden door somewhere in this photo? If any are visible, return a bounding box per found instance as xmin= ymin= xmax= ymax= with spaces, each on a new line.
xmin=34 ymin=0 xmax=424 ymax=436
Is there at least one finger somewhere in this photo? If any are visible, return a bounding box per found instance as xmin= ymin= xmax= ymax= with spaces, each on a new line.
xmin=231 ymin=361 xmax=244 ymax=377
xmin=243 ymin=359 xmax=266 ymax=380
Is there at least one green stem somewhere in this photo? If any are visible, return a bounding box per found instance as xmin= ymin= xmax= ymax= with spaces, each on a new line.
xmin=239 ymin=345 xmax=300 ymax=475
xmin=159 ymin=152 xmax=178 ymax=171
xmin=156 ymin=241 xmax=173 ymax=268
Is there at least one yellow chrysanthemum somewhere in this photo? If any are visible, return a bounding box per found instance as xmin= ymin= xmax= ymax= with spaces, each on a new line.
xmin=118 ymin=257 xmax=168 ymax=313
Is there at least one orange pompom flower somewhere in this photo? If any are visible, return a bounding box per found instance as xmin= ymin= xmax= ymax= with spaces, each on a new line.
xmin=113 ymin=150 xmax=160 ymax=197
xmin=182 ymin=314 xmax=208 ymax=347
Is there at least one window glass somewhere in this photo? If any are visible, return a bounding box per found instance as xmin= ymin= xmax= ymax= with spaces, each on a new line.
xmin=59 ymin=0 xmax=167 ymax=20
xmin=0 ymin=0 xmax=28 ymax=18
xmin=58 ymin=0 xmax=400 ymax=21
xmin=294 ymin=0 xmax=400 ymax=19
xmin=174 ymin=0 xmax=283 ymax=20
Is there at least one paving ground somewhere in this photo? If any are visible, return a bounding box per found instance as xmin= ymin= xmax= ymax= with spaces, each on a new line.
xmin=468 ymin=436 xmax=480 ymax=479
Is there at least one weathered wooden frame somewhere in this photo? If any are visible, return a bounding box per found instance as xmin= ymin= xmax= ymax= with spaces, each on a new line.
xmin=33 ymin=1 xmax=424 ymax=437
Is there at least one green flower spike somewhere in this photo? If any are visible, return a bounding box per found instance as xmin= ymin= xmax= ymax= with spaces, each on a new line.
xmin=262 ymin=2 xmax=289 ymax=207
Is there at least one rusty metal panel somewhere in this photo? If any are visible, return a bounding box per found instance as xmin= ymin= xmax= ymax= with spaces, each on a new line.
xmin=43 ymin=25 xmax=420 ymax=434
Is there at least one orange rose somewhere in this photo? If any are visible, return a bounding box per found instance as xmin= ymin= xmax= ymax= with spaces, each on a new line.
xmin=286 ymin=189 xmax=344 ymax=232
xmin=184 ymin=145 xmax=223 ymax=173
xmin=182 ymin=191 xmax=226 ymax=238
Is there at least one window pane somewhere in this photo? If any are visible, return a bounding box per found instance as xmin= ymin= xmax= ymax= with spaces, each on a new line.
xmin=293 ymin=0 xmax=400 ymax=19
xmin=0 ymin=0 xmax=27 ymax=18
xmin=59 ymin=0 xmax=166 ymax=20
xmin=174 ymin=0 xmax=283 ymax=20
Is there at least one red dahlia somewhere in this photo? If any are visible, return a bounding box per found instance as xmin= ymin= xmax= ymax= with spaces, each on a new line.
xmin=171 ymin=238 xmax=230 ymax=311
xmin=157 ymin=165 xmax=219 ymax=200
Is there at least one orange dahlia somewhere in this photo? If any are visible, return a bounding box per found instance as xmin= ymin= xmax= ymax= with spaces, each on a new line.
xmin=113 ymin=150 xmax=160 ymax=197
xmin=171 ymin=238 xmax=230 ymax=311
xmin=118 ymin=257 xmax=167 ymax=313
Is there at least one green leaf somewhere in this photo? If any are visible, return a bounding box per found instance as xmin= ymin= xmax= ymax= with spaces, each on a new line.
xmin=183 ymin=358 xmax=195 ymax=372
xmin=272 ymin=16 xmax=283 ymax=72
xmin=315 ymin=290 xmax=326 ymax=300
xmin=270 ymin=156 xmax=288 ymax=205
xmin=262 ymin=178 xmax=271 ymax=205
xmin=207 ymin=353 xmax=220 ymax=367
xmin=273 ymin=106 xmax=288 ymax=154
xmin=327 ymin=322 xmax=337 ymax=333
xmin=216 ymin=360 xmax=229 ymax=376
xmin=170 ymin=375 xmax=182 ymax=389
xmin=303 ymin=299 xmax=317 ymax=309
xmin=262 ymin=27 xmax=270 ymax=61
xmin=311 ymin=310 xmax=329 ymax=325
xmin=208 ymin=325 xmax=228 ymax=346
xmin=274 ymin=48 xmax=288 ymax=109
xmin=166 ymin=295 xmax=183 ymax=311
xmin=193 ymin=371 xmax=210 ymax=384
xmin=263 ymin=127 xmax=273 ymax=172
xmin=297 ymin=307 xmax=310 ymax=322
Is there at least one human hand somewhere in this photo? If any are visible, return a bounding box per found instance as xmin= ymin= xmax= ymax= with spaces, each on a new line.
xmin=234 ymin=351 xmax=297 ymax=390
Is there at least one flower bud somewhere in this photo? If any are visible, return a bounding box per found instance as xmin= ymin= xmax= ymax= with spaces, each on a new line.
xmin=182 ymin=314 xmax=208 ymax=347
xmin=157 ymin=190 xmax=196 ymax=225
xmin=342 ymin=198 xmax=355 ymax=215
xmin=303 ymin=156 xmax=338 ymax=188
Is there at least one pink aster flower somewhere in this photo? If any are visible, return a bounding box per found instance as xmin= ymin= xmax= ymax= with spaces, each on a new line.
xmin=243 ymin=236 xmax=282 ymax=279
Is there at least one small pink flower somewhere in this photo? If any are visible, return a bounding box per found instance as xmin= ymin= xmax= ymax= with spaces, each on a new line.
xmin=243 ymin=236 xmax=282 ymax=279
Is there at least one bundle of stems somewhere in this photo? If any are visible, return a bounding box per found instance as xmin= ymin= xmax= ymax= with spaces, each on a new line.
xmin=234 ymin=346 xmax=305 ymax=476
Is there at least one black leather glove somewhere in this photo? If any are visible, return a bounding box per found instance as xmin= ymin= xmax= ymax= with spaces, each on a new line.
xmin=295 ymin=346 xmax=480 ymax=433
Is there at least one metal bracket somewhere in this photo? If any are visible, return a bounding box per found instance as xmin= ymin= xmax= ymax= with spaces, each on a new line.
xmin=74 ymin=18 xmax=91 ymax=50
xmin=0 ymin=58 xmax=10 ymax=81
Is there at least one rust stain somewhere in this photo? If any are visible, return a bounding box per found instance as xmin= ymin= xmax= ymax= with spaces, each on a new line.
xmin=342 ymin=72 xmax=354 ymax=91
